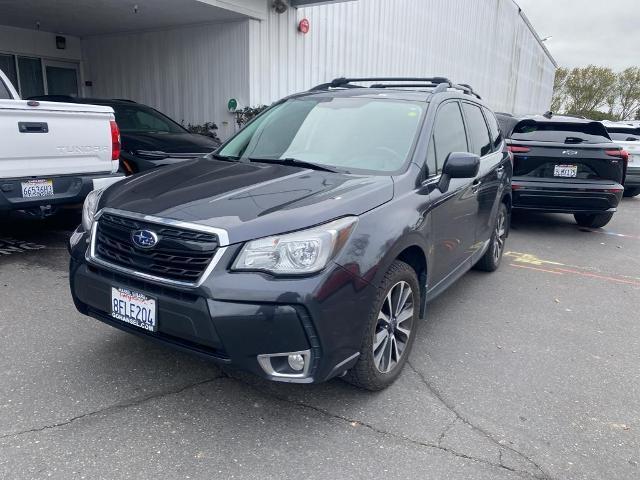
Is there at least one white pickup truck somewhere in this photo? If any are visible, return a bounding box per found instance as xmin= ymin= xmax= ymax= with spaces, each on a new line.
xmin=0 ymin=69 xmax=123 ymax=217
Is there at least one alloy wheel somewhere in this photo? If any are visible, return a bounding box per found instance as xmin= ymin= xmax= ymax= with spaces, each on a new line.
xmin=492 ymin=210 xmax=507 ymax=263
xmin=372 ymin=280 xmax=414 ymax=373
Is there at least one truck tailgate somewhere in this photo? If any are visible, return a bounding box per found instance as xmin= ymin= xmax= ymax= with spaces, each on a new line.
xmin=0 ymin=100 xmax=115 ymax=179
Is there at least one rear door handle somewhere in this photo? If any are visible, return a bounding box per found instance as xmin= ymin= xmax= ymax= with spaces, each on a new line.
xmin=496 ymin=165 xmax=505 ymax=173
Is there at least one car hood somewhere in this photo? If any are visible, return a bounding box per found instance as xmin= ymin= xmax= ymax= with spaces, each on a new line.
xmin=121 ymin=132 xmax=219 ymax=156
xmin=101 ymin=159 xmax=394 ymax=244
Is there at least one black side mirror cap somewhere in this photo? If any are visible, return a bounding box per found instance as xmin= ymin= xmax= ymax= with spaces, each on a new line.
xmin=438 ymin=152 xmax=480 ymax=192
xmin=442 ymin=152 xmax=480 ymax=178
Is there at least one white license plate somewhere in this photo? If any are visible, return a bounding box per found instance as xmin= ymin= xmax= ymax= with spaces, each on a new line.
xmin=554 ymin=164 xmax=578 ymax=178
xmin=111 ymin=287 xmax=157 ymax=331
xmin=21 ymin=179 xmax=53 ymax=198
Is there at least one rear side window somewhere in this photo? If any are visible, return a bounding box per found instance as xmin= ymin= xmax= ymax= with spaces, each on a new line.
xmin=462 ymin=103 xmax=492 ymax=156
xmin=484 ymin=108 xmax=503 ymax=150
xmin=512 ymin=121 xmax=611 ymax=144
xmin=0 ymin=79 xmax=10 ymax=99
xmin=431 ymin=102 xmax=468 ymax=173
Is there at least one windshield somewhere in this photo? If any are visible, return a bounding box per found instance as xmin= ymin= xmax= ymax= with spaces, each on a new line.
xmin=111 ymin=104 xmax=186 ymax=134
xmin=218 ymin=96 xmax=425 ymax=173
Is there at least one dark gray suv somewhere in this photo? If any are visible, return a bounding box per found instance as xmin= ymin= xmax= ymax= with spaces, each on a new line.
xmin=68 ymin=77 xmax=512 ymax=390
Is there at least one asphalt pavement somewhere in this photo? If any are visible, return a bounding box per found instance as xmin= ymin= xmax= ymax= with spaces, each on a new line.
xmin=0 ymin=197 xmax=639 ymax=480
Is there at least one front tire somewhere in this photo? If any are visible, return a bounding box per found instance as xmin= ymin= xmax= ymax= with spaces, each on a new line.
xmin=474 ymin=203 xmax=509 ymax=272
xmin=344 ymin=261 xmax=420 ymax=391
xmin=623 ymin=187 xmax=640 ymax=198
xmin=574 ymin=212 xmax=614 ymax=228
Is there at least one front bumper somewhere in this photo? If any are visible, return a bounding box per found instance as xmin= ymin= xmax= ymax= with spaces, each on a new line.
xmin=512 ymin=177 xmax=624 ymax=214
xmin=0 ymin=172 xmax=124 ymax=212
xmin=68 ymin=234 xmax=374 ymax=384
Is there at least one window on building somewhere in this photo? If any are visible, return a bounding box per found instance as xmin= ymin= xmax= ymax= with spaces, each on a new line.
xmin=462 ymin=103 xmax=492 ymax=157
xmin=17 ymin=57 xmax=44 ymax=99
xmin=0 ymin=54 xmax=18 ymax=91
xmin=431 ymin=102 xmax=468 ymax=172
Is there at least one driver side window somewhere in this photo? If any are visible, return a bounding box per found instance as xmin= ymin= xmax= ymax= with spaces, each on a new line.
xmin=427 ymin=102 xmax=468 ymax=175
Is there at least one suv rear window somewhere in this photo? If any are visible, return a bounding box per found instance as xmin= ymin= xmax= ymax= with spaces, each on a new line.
xmin=511 ymin=120 xmax=611 ymax=144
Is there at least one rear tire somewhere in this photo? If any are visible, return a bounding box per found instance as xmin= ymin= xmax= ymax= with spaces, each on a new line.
xmin=474 ymin=203 xmax=509 ymax=272
xmin=623 ymin=187 xmax=640 ymax=198
xmin=343 ymin=260 xmax=420 ymax=391
xmin=574 ymin=212 xmax=614 ymax=228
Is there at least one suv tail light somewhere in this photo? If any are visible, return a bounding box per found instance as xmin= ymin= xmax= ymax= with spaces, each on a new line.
xmin=508 ymin=145 xmax=531 ymax=154
xmin=605 ymin=149 xmax=628 ymax=162
xmin=110 ymin=120 xmax=121 ymax=160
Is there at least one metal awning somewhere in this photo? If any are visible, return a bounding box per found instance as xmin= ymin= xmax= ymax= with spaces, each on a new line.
xmin=0 ymin=0 xmax=267 ymax=37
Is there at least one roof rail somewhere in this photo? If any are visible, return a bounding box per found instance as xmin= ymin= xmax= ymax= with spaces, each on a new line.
xmin=112 ymin=98 xmax=137 ymax=103
xmin=309 ymin=77 xmax=481 ymax=98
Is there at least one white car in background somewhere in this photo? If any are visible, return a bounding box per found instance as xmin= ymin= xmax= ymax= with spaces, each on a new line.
xmin=602 ymin=121 xmax=640 ymax=197
xmin=0 ymin=69 xmax=124 ymax=218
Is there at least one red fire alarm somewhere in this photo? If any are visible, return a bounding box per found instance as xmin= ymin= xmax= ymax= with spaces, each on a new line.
xmin=298 ymin=18 xmax=310 ymax=34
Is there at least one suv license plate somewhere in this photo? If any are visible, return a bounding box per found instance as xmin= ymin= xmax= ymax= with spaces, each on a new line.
xmin=554 ymin=164 xmax=578 ymax=178
xmin=111 ymin=287 xmax=157 ymax=331
xmin=21 ymin=179 xmax=54 ymax=198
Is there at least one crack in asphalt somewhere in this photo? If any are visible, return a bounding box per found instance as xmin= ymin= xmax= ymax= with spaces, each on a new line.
xmin=0 ymin=375 xmax=224 ymax=441
xmin=0 ymin=365 xmax=552 ymax=480
xmin=437 ymin=417 xmax=458 ymax=447
xmin=406 ymin=361 xmax=553 ymax=480
xmin=230 ymin=375 xmax=546 ymax=480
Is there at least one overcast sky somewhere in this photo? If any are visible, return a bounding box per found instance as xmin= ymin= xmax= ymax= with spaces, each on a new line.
xmin=516 ymin=0 xmax=638 ymax=71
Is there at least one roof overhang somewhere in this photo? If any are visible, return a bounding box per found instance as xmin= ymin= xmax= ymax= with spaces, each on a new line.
xmin=0 ymin=0 xmax=268 ymax=37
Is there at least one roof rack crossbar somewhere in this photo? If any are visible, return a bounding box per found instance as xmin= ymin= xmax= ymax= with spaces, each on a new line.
xmin=309 ymin=76 xmax=481 ymax=99
xmin=369 ymin=83 xmax=440 ymax=89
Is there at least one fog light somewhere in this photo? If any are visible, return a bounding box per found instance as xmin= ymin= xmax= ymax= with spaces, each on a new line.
xmin=257 ymin=349 xmax=311 ymax=379
xmin=287 ymin=354 xmax=305 ymax=371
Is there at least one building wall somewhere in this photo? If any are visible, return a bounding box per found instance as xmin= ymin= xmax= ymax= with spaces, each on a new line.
xmin=0 ymin=25 xmax=82 ymax=62
xmin=82 ymin=21 xmax=251 ymax=138
xmin=248 ymin=0 xmax=556 ymax=114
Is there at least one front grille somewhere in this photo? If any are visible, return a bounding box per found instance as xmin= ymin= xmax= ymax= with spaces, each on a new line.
xmin=94 ymin=213 xmax=219 ymax=283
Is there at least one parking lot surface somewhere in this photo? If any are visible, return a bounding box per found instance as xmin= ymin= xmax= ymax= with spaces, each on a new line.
xmin=1 ymin=198 xmax=639 ymax=480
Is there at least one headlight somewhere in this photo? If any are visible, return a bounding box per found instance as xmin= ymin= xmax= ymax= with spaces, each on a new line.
xmin=232 ymin=217 xmax=358 ymax=275
xmin=81 ymin=188 xmax=104 ymax=231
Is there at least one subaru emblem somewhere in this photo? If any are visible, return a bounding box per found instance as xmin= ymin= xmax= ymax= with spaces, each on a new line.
xmin=562 ymin=150 xmax=578 ymax=156
xmin=131 ymin=229 xmax=158 ymax=249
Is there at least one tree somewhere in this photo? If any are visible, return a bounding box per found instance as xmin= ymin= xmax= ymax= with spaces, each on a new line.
xmin=564 ymin=66 xmax=617 ymax=116
xmin=616 ymin=67 xmax=640 ymax=120
xmin=550 ymin=67 xmax=569 ymax=113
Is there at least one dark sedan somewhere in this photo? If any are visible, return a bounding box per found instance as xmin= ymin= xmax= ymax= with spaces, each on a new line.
xmin=29 ymin=96 xmax=220 ymax=174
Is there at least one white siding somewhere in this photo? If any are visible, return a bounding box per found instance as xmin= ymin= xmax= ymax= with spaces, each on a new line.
xmin=248 ymin=0 xmax=555 ymax=114
xmin=82 ymin=21 xmax=250 ymax=138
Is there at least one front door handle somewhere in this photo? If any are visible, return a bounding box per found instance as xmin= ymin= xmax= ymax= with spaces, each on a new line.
xmin=471 ymin=179 xmax=482 ymax=193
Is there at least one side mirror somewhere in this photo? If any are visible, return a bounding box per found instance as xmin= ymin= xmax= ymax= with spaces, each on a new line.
xmin=438 ymin=152 xmax=480 ymax=192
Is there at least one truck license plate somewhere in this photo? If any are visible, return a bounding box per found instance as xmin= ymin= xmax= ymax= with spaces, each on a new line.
xmin=553 ymin=164 xmax=577 ymax=178
xmin=111 ymin=287 xmax=157 ymax=332
xmin=21 ymin=179 xmax=54 ymax=198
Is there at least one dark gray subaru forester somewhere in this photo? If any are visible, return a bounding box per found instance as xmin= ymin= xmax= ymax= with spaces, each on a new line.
xmin=69 ymin=77 xmax=512 ymax=390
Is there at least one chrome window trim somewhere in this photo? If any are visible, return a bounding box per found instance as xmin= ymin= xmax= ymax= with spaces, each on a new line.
xmin=86 ymin=208 xmax=230 ymax=289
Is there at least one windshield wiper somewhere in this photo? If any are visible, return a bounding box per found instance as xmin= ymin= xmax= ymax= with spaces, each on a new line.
xmin=247 ymin=157 xmax=341 ymax=173
xmin=209 ymin=153 xmax=240 ymax=162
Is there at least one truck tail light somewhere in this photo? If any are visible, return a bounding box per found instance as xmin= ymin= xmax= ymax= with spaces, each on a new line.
xmin=110 ymin=120 xmax=121 ymax=160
